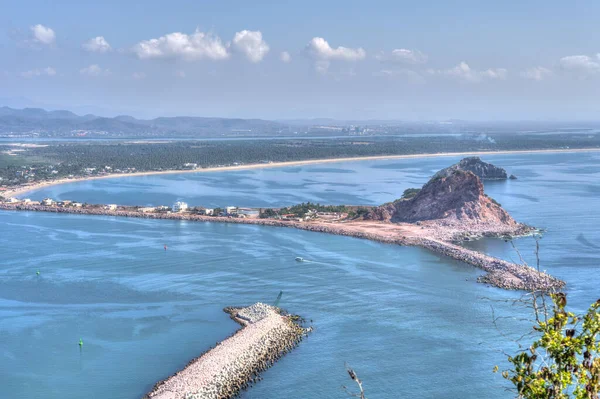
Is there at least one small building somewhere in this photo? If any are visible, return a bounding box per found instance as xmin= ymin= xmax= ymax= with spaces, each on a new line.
xmin=72 ymin=202 xmax=83 ymax=208
xmin=104 ymin=204 xmax=117 ymax=211
xmin=6 ymin=197 xmax=20 ymax=203
xmin=226 ymin=206 xmax=238 ymax=215
xmin=172 ymin=201 xmax=189 ymax=212
xmin=22 ymin=198 xmax=32 ymax=203
xmin=139 ymin=206 xmax=156 ymax=213
xmin=238 ymin=208 xmax=259 ymax=218
xmin=41 ymin=198 xmax=54 ymax=206
xmin=203 ymin=208 xmax=214 ymax=216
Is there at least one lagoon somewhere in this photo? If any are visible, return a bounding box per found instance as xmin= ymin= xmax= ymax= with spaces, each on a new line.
xmin=2 ymin=152 xmax=600 ymax=398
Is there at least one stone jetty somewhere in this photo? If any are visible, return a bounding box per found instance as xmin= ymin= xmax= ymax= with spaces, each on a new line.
xmin=0 ymin=202 xmax=565 ymax=291
xmin=144 ymin=303 xmax=309 ymax=399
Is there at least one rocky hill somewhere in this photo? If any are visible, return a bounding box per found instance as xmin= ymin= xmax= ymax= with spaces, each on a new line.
xmin=368 ymin=169 xmax=522 ymax=234
xmin=433 ymin=157 xmax=510 ymax=180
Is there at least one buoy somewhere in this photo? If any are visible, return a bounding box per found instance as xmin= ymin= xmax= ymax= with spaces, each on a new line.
xmin=36 ymin=270 xmax=40 ymax=276
xmin=79 ymin=338 xmax=83 ymax=347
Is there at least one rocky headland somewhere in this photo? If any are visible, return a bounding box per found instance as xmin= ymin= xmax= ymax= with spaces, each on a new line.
xmin=368 ymin=167 xmax=522 ymax=236
xmin=433 ymin=156 xmax=511 ymax=180
xmin=144 ymin=303 xmax=309 ymax=399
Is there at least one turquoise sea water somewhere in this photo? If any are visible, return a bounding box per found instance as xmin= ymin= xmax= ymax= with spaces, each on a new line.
xmin=2 ymin=152 xmax=600 ymax=398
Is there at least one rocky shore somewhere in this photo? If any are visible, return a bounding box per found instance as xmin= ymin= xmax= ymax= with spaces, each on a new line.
xmin=144 ymin=303 xmax=309 ymax=399
xmin=0 ymin=203 xmax=565 ymax=291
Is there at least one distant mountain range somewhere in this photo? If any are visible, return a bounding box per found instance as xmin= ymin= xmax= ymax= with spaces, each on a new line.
xmin=0 ymin=107 xmax=292 ymax=138
xmin=2 ymin=106 xmax=599 ymax=139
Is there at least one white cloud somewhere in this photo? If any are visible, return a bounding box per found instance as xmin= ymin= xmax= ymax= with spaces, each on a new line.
xmin=30 ymin=24 xmax=55 ymax=45
xmin=428 ymin=62 xmax=507 ymax=83
xmin=280 ymin=51 xmax=292 ymax=63
xmin=231 ymin=30 xmax=270 ymax=63
xmin=80 ymin=64 xmax=110 ymax=77
xmin=521 ymin=66 xmax=553 ymax=81
xmin=559 ymin=55 xmax=600 ymax=75
xmin=306 ymin=37 xmax=366 ymax=61
xmin=20 ymin=67 xmax=56 ymax=78
xmin=132 ymin=72 xmax=146 ymax=80
xmin=376 ymin=49 xmax=428 ymax=64
xmin=83 ymin=36 xmax=112 ymax=53
xmin=132 ymin=29 xmax=230 ymax=61
xmin=480 ymin=68 xmax=508 ymax=80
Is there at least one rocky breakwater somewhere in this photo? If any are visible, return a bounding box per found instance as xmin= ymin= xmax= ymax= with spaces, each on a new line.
xmin=418 ymin=238 xmax=564 ymax=290
xmin=366 ymin=168 xmax=565 ymax=291
xmin=144 ymin=303 xmax=310 ymax=399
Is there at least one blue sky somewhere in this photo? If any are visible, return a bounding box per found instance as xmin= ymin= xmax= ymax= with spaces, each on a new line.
xmin=1 ymin=0 xmax=599 ymax=120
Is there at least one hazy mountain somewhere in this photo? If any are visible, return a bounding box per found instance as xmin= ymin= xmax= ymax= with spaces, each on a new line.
xmin=0 ymin=106 xmax=289 ymax=137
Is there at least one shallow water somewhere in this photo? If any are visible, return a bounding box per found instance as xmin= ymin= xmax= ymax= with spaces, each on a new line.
xmin=2 ymin=151 xmax=600 ymax=399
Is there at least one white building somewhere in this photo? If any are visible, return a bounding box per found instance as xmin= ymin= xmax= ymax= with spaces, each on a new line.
xmin=105 ymin=204 xmax=117 ymax=211
xmin=7 ymin=197 xmax=20 ymax=203
xmin=72 ymin=202 xmax=83 ymax=208
xmin=203 ymin=208 xmax=214 ymax=216
xmin=226 ymin=206 xmax=238 ymax=215
xmin=172 ymin=201 xmax=189 ymax=212
xmin=42 ymin=198 xmax=54 ymax=206
xmin=22 ymin=198 xmax=32 ymax=203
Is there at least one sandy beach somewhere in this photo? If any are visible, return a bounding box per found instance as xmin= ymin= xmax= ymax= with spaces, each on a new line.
xmin=3 ymin=147 xmax=599 ymax=198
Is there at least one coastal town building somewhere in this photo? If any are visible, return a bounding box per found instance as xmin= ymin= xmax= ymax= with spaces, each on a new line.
xmin=238 ymin=208 xmax=259 ymax=218
xmin=72 ymin=202 xmax=83 ymax=208
xmin=42 ymin=198 xmax=54 ymax=206
xmin=104 ymin=204 xmax=118 ymax=211
xmin=203 ymin=208 xmax=214 ymax=216
xmin=139 ymin=207 xmax=156 ymax=213
xmin=226 ymin=206 xmax=238 ymax=215
xmin=173 ymin=201 xmax=189 ymax=212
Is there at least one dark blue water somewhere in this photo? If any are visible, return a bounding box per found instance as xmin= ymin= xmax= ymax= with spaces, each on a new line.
xmin=2 ymin=151 xmax=599 ymax=399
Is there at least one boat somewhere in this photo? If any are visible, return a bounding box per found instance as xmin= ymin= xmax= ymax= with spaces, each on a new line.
xmin=295 ymin=257 xmax=304 ymax=262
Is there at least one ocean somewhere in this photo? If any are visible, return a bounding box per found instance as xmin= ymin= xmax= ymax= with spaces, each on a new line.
xmin=1 ymin=151 xmax=599 ymax=398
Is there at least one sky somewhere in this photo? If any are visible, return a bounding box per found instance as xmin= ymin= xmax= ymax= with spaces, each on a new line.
xmin=1 ymin=0 xmax=600 ymax=120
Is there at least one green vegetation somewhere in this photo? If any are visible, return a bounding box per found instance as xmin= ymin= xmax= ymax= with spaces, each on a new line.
xmin=260 ymin=202 xmax=350 ymax=219
xmin=401 ymin=188 xmax=421 ymax=200
xmin=485 ymin=194 xmax=502 ymax=207
xmin=499 ymin=293 xmax=600 ymax=398
xmin=1 ymin=132 xmax=600 ymax=188
xmin=347 ymin=207 xmax=370 ymax=219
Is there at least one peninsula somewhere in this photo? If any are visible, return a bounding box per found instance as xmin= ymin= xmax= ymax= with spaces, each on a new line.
xmin=0 ymin=158 xmax=565 ymax=291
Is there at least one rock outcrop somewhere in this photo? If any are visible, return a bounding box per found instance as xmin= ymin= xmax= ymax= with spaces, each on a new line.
xmin=433 ymin=156 xmax=509 ymax=180
xmin=368 ymin=169 xmax=520 ymax=235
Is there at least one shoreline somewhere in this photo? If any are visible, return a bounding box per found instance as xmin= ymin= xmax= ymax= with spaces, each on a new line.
xmin=4 ymin=147 xmax=600 ymax=198
xmin=0 ymin=203 xmax=565 ymax=291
